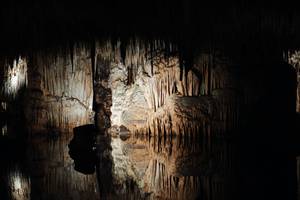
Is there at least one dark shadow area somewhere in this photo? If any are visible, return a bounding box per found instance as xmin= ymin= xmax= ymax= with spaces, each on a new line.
xmin=0 ymin=122 xmax=28 ymax=200
xmin=238 ymin=61 xmax=298 ymax=200
xmin=95 ymin=134 xmax=114 ymax=199
xmin=68 ymin=124 xmax=98 ymax=174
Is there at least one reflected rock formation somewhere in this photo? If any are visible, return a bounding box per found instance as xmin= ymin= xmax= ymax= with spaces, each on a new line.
xmin=0 ymin=35 xmax=298 ymax=200
xmin=27 ymin=135 xmax=99 ymax=200
xmin=68 ymin=125 xmax=97 ymax=174
xmin=0 ymin=134 xmax=30 ymax=200
xmin=109 ymin=133 xmax=237 ymax=200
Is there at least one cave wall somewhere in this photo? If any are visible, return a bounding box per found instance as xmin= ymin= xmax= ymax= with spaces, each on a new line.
xmin=107 ymin=43 xmax=241 ymax=136
xmin=0 ymin=57 xmax=28 ymax=99
xmin=143 ymin=53 xmax=241 ymax=136
xmin=0 ymin=57 xmax=28 ymax=137
xmin=0 ymin=38 xmax=292 ymax=137
xmin=24 ymin=45 xmax=94 ymax=133
xmin=288 ymin=51 xmax=300 ymax=112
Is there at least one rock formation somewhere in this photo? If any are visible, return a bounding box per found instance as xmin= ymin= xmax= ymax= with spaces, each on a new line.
xmin=0 ymin=39 xmax=243 ymax=137
xmin=287 ymin=50 xmax=300 ymax=112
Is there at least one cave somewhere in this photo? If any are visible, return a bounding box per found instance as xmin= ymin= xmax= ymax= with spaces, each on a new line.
xmin=1 ymin=1 xmax=300 ymax=200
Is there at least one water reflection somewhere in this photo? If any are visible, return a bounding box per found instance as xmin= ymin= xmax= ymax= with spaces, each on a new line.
xmin=2 ymin=127 xmax=298 ymax=200
xmin=0 ymin=125 xmax=239 ymax=200
xmin=27 ymin=135 xmax=99 ymax=200
xmin=0 ymin=132 xmax=30 ymax=200
xmin=116 ymin=135 xmax=237 ymax=200
xmin=68 ymin=125 xmax=97 ymax=174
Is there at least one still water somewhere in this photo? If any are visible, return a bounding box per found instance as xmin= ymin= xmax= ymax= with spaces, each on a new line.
xmin=0 ymin=124 xmax=240 ymax=200
xmin=1 ymin=122 xmax=300 ymax=200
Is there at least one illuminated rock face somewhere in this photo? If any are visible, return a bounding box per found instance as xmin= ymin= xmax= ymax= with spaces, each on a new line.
xmin=109 ymin=62 xmax=150 ymax=128
xmin=288 ymin=51 xmax=300 ymax=112
xmin=0 ymin=39 xmax=239 ymax=136
xmin=24 ymin=46 xmax=94 ymax=133
xmin=109 ymin=50 xmax=240 ymax=136
xmin=1 ymin=57 xmax=28 ymax=99
xmin=0 ymin=40 xmax=237 ymax=136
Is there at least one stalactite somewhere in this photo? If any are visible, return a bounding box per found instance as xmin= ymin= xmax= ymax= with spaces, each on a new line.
xmin=150 ymin=43 xmax=154 ymax=76
xmin=287 ymin=50 xmax=300 ymax=112
xmin=24 ymin=45 xmax=94 ymax=133
xmin=2 ymin=57 xmax=28 ymax=98
xmin=70 ymin=41 xmax=74 ymax=73
xmin=91 ymin=39 xmax=96 ymax=80
xmin=120 ymin=40 xmax=127 ymax=65
xmin=5 ymin=38 xmax=241 ymax=137
xmin=120 ymin=51 xmax=242 ymax=136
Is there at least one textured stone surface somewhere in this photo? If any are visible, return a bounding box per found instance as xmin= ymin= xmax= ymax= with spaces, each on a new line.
xmin=94 ymin=45 xmax=113 ymax=133
xmin=0 ymin=40 xmax=240 ymax=137
xmin=24 ymin=46 xmax=94 ymax=133
xmin=1 ymin=57 xmax=28 ymax=99
xmin=288 ymin=50 xmax=300 ymax=112
xmin=108 ymin=50 xmax=240 ymax=136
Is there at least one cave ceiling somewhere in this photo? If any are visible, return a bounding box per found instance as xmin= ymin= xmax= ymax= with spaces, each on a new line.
xmin=0 ymin=0 xmax=299 ymax=59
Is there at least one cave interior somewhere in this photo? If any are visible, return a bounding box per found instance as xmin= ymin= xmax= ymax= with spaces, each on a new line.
xmin=1 ymin=1 xmax=300 ymax=200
